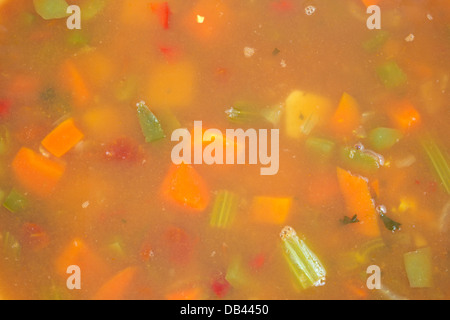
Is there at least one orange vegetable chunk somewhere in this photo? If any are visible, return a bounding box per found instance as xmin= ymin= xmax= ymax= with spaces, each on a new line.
xmin=93 ymin=267 xmax=138 ymax=300
xmin=162 ymin=163 xmax=210 ymax=211
xmin=251 ymin=196 xmax=292 ymax=224
xmin=336 ymin=167 xmax=380 ymax=237
xmin=41 ymin=118 xmax=84 ymax=157
xmin=330 ymin=92 xmax=360 ymax=137
xmin=11 ymin=147 xmax=66 ymax=197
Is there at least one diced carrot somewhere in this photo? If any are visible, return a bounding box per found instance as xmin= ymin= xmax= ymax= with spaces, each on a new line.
xmin=41 ymin=118 xmax=84 ymax=157
xmin=92 ymin=267 xmax=138 ymax=300
xmin=56 ymin=238 xmax=108 ymax=287
xmin=336 ymin=167 xmax=380 ymax=237
xmin=361 ymin=0 xmax=382 ymax=7
xmin=150 ymin=2 xmax=171 ymax=29
xmin=370 ymin=179 xmax=380 ymax=198
xmin=388 ymin=100 xmax=421 ymax=132
xmin=11 ymin=147 xmax=66 ymax=197
xmin=329 ymin=92 xmax=360 ymax=137
xmin=161 ymin=163 xmax=210 ymax=211
xmin=251 ymin=196 xmax=292 ymax=224
xmin=165 ymin=286 xmax=202 ymax=300
xmin=61 ymin=60 xmax=91 ymax=107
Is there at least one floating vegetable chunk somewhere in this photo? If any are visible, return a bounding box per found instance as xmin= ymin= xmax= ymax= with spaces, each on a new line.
xmin=336 ymin=167 xmax=380 ymax=237
xmin=33 ymin=0 xmax=69 ymax=20
xmin=210 ymin=190 xmax=239 ymax=229
xmin=252 ymin=196 xmax=292 ymax=224
xmin=41 ymin=118 xmax=84 ymax=157
xmin=280 ymin=226 xmax=326 ymax=289
xmin=403 ymin=247 xmax=433 ymax=288
xmin=285 ymin=90 xmax=332 ymax=139
xmin=137 ymin=101 xmax=166 ymax=142
xmin=329 ymin=92 xmax=360 ymax=137
xmin=11 ymin=147 xmax=66 ymax=197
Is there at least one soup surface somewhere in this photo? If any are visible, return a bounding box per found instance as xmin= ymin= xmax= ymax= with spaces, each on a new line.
xmin=0 ymin=0 xmax=449 ymax=300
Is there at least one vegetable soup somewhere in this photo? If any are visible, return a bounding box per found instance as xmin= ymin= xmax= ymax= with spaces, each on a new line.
xmin=0 ymin=0 xmax=449 ymax=300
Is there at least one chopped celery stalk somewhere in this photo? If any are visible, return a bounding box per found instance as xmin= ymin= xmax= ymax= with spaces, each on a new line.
xmin=368 ymin=127 xmax=403 ymax=151
xmin=3 ymin=189 xmax=28 ymax=213
xmin=0 ymin=231 xmax=21 ymax=261
xmin=108 ymin=240 xmax=125 ymax=259
xmin=137 ymin=101 xmax=166 ymax=142
xmin=261 ymin=104 xmax=283 ymax=126
xmin=210 ymin=190 xmax=239 ymax=229
xmin=0 ymin=125 xmax=10 ymax=156
xmin=280 ymin=226 xmax=326 ymax=289
xmin=225 ymin=105 xmax=262 ymax=124
xmin=33 ymin=0 xmax=69 ymax=20
xmin=420 ymin=134 xmax=450 ymax=194
xmin=339 ymin=146 xmax=381 ymax=173
xmin=305 ymin=136 xmax=336 ymax=161
xmin=403 ymin=247 xmax=433 ymax=288
xmin=376 ymin=61 xmax=408 ymax=89
xmin=362 ymin=30 xmax=390 ymax=53
xmin=116 ymin=76 xmax=139 ymax=102
xmin=225 ymin=256 xmax=250 ymax=289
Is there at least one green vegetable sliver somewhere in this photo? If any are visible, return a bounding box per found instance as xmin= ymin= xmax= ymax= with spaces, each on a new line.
xmin=403 ymin=247 xmax=433 ymax=288
xmin=137 ymin=101 xmax=166 ymax=143
xmin=3 ymin=189 xmax=28 ymax=213
xmin=280 ymin=226 xmax=326 ymax=289
xmin=210 ymin=190 xmax=239 ymax=229
xmin=420 ymin=134 xmax=450 ymax=194
xmin=376 ymin=61 xmax=407 ymax=89
xmin=33 ymin=0 xmax=69 ymax=20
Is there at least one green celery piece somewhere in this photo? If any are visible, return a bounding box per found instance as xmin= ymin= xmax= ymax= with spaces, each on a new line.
xmin=137 ymin=101 xmax=166 ymax=143
xmin=376 ymin=61 xmax=408 ymax=89
xmin=0 ymin=125 xmax=10 ymax=156
xmin=225 ymin=256 xmax=250 ymax=289
xmin=3 ymin=189 xmax=28 ymax=213
xmin=362 ymin=30 xmax=390 ymax=53
xmin=368 ymin=127 xmax=403 ymax=151
xmin=339 ymin=146 xmax=380 ymax=173
xmin=225 ymin=104 xmax=263 ymax=124
xmin=261 ymin=104 xmax=283 ymax=126
xmin=420 ymin=133 xmax=450 ymax=194
xmin=305 ymin=136 xmax=336 ymax=161
xmin=0 ymin=231 xmax=21 ymax=261
xmin=210 ymin=190 xmax=239 ymax=229
xmin=280 ymin=226 xmax=326 ymax=289
xmin=33 ymin=0 xmax=69 ymax=20
xmin=404 ymin=247 xmax=433 ymax=288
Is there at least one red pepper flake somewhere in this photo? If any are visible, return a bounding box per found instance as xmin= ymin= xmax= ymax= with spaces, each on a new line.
xmin=0 ymin=100 xmax=11 ymax=118
xmin=249 ymin=253 xmax=265 ymax=270
xmin=21 ymin=223 xmax=50 ymax=250
xmin=150 ymin=2 xmax=171 ymax=29
xmin=104 ymin=137 xmax=141 ymax=162
xmin=159 ymin=45 xmax=178 ymax=62
xmin=270 ymin=0 xmax=294 ymax=13
xmin=211 ymin=275 xmax=230 ymax=298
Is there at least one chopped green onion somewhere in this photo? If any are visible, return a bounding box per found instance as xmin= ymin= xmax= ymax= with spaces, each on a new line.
xmin=137 ymin=101 xmax=166 ymax=143
xmin=404 ymin=247 xmax=433 ymax=288
xmin=376 ymin=61 xmax=408 ymax=89
xmin=368 ymin=127 xmax=403 ymax=151
xmin=210 ymin=190 xmax=239 ymax=229
xmin=420 ymin=133 xmax=450 ymax=194
xmin=362 ymin=30 xmax=390 ymax=53
xmin=0 ymin=231 xmax=21 ymax=261
xmin=33 ymin=0 xmax=69 ymax=20
xmin=305 ymin=136 xmax=336 ymax=161
xmin=279 ymin=226 xmax=326 ymax=289
xmin=3 ymin=189 xmax=28 ymax=213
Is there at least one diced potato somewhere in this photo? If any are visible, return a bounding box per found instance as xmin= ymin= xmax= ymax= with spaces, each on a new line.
xmin=148 ymin=61 xmax=196 ymax=109
xmin=83 ymin=107 xmax=124 ymax=140
xmin=284 ymin=90 xmax=332 ymax=139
